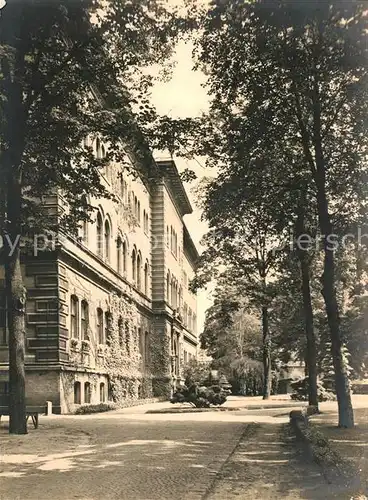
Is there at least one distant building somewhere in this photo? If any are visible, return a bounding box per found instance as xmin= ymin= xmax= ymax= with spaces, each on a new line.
xmin=0 ymin=153 xmax=199 ymax=413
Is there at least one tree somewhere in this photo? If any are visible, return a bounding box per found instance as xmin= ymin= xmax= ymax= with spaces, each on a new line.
xmin=0 ymin=0 xmax=184 ymax=433
xmin=195 ymin=0 xmax=368 ymax=428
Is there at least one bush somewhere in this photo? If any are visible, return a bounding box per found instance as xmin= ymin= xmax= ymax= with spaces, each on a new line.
xmin=170 ymin=383 xmax=228 ymax=408
xmin=74 ymin=402 xmax=117 ymax=414
xmin=290 ymin=377 xmax=335 ymax=402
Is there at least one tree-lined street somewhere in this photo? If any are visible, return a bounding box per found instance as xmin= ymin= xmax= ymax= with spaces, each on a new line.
xmin=1 ymin=397 xmax=366 ymax=499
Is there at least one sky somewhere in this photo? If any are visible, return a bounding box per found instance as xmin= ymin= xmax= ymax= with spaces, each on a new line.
xmin=150 ymin=40 xmax=214 ymax=335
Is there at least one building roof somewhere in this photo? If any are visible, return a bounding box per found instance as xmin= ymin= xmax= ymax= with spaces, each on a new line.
xmin=155 ymin=159 xmax=193 ymax=216
xmin=183 ymin=223 xmax=200 ymax=266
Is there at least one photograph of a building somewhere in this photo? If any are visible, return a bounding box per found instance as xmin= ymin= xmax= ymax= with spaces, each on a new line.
xmin=0 ymin=155 xmax=199 ymax=414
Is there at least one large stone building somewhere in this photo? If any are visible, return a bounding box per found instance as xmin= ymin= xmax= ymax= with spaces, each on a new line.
xmin=0 ymin=153 xmax=199 ymax=413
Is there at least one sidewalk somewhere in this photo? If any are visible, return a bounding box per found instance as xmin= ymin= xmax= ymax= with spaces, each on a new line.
xmin=205 ymin=422 xmax=348 ymax=499
xmin=310 ymin=407 xmax=368 ymax=496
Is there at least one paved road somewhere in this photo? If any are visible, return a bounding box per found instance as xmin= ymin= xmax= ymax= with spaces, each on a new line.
xmin=2 ymin=397 xmax=363 ymax=500
xmin=0 ymin=415 xmax=247 ymax=500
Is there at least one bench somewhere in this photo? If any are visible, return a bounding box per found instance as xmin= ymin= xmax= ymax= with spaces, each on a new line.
xmin=0 ymin=395 xmax=45 ymax=430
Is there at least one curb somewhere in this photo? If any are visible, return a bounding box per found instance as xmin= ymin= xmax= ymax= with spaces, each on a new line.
xmin=289 ymin=409 xmax=361 ymax=488
xmin=146 ymin=406 xmax=240 ymax=414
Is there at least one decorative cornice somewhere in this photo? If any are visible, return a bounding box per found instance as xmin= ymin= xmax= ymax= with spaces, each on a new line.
xmin=155 ymin=159 xmax=193 ymax=217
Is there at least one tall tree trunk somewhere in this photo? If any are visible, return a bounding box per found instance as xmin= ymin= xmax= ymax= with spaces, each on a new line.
xmin=314 ymin=141 xmax=354 ymax=428
xmin=5 ymin=175 xmax=27 ymax=434
xmin=262 ymin=306 xmax=271 ymax=399
xmin=299 ymin=254 xmax=319 ymax=409
xmin=295 ymin=198 xmax=319 ymax=409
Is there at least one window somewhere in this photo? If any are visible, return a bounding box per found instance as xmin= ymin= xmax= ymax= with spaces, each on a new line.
xmin=122 ymin=240 xmax=127 ymax=273
xmin=81 ymin=300 xmax=89 ymax=340
xmin=100 ymin=382 xmax=106 ymax=403
xmin=193 ymin=314 xmax=197 ymax=334
xmin=137 ymin=253 xmax=142 ymax=290
xmin=70 ymin=295 xmax=79 ymax=339
xmin=84 ymin=382 xmax=91 ymax=404
xmin=170 ymin=279 xmax=175 ymax=307
xmin=166 ymin=272 xmax=170 ymax=303
xmin=143 ymin=210 xmax=146 ymax=231
xmin=144 ymin=262 xmax=149 ymax=296
xmin=188 ymin=309 xmax=192 ymax=331
xmin=132 ymin=249 xmax=136 ymax=282
xmin=137 ymin=201 xmax=141 ymax=223
xmin=134 ymin=196 xmax=138 ymax=219
xmin=97 ymin=308 xmax=104 ymax=344
xmin=96 ymin=137 xmax=102 ymax=159
xmin=117 ymin=236 xmax=122 ymax=274
xmin=104 ymin=219 xmax=111 ymax=263
xmin=96 ymin=212 xmax=103 ymax=257
xmin=166 ymin=226 xmax=169 ymax=247
xmin=184 ymin=303 xmax=188 ymax=327
xmin=74 ymin=382 xmax=81 ymax=404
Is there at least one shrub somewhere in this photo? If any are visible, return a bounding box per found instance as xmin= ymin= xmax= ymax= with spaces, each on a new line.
xmin=290 ymin=377 xmax=335 ymax=402
xmin=74 ymin=402 xmax=117 ymax=414
xmin=170 ymin=383 xmax=228 ymax=408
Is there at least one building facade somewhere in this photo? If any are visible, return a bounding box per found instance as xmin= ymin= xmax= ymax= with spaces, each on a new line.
xmin=0 ymin=154 xmax=199 ymax=413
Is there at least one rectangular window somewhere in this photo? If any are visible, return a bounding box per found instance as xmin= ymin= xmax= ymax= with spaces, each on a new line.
xmin=70 ymin=296 xmax=79 ymax=339
xmin=81 ymin=301 xmax=89 ymax=340
xmin=97 ymin=308 xmax=104 ymax=344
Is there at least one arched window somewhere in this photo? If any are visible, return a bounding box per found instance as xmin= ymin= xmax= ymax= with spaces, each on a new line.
xmin=145 ymin=212 xmax=149 ymax=234
xmin=184 ymin=303 xmax=188 ymax=327
xmin=100 ymin=382 xmax=105 ymax=403
xmin=170 ymin=278 xmax=175 ymax=306
xmin=166 ymin=271 xmax=170 ymax=303
xmin=137 ymin=252 xmax=142 ymax=290
xmin=96 ymin=137 xmax=102 ymax=159
xmin=143 ymin=210 xmax=146 ymax=231
xmin=134 ymin=196 xmax=138 ymax=218
xmin=137 ymin=201 xmax=141 ymax=223
xmin=84 ymin=382 xmax=91 ymax=404
xmin=122 ymin=240 xmax=127 ymax=274
xmin=132 ymin=249 xmax=136 ymax=282
xmin=117 ymin=237 xmax=121 ymax=273
xmin=101 ymin=144 xmax=106 ymax=159
xmin=104 ymin=219 xmax=111 ymax=263
xmin=74 ymin=381 xmax=81 ymax=404
xmin=144 ymin=262 xmax=149 ymax=296
xmin=96 ymin=212 xmax=103 ymax=257
xmin=97 ymin=308 xmax=104 ymax=344
xmin=70 ymin=295 xmax=79 ymax=339
xmin=81 ymin=300 xmax=89 ymax=340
